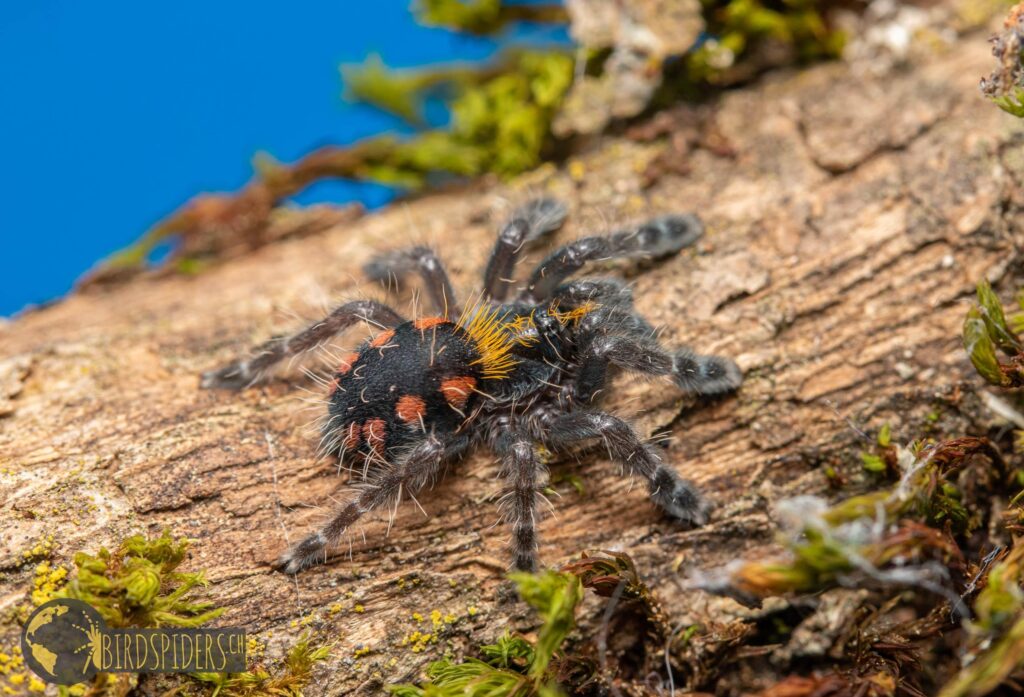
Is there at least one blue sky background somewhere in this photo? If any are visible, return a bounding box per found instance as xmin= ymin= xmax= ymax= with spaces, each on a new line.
xmin=0 ymin=2 xmax=568 ymax=316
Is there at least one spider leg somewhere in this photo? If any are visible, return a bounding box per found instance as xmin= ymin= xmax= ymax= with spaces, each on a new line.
xmin=277 ymin=435 xmax=449 ymax=574
xmin=200 ymin=299 xmax=404 ymax=389
xmin=524 ymin=213 xmax=703 ymax=301
xmin=482 ymin=198 xmax=568 ymax=301
xmin=495 ymin=433 xmax=546 ymax=571
xmin=574 ymin=333 xmax=742 ymax=404
xmin=551 ymin=277 xmax=637 ymax=309
xmin=672 ymin=348 xmax=744 ymax=397
xmin=551 ymin=278 xmax=657 ymax=340
xmin=363 ymin=245 xmax=458 ymax=318
xmin=544 ymin=411 xmax=710 ymax=526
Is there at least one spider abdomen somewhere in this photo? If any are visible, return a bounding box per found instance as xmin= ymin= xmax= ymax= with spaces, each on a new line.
xmin=324 ymin=318 xmax=483 ymax=459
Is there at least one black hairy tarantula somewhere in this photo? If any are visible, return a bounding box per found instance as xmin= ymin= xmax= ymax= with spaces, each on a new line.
xmin=201 ymin=198 xmax=742 ymax=573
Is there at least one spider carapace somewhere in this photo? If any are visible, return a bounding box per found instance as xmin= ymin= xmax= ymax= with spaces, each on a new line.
xmin=201 ymin=198 xmax=742 ymax=573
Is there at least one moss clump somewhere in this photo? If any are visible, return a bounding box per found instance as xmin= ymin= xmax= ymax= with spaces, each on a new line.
xmin=59 ymin=530 xmax=223 ymax=629
xmin=188 ymin=632 xmax=331 ymax=697
xmin=389 ymin=570 xmax=582 ymax=696
xmin=683 ymin=0 xmax=845 ymax=84
xmin=939 ymin=542 xmax=1024 ymax=697
xmin=340 ymin=49 xmax=574 ymax=183
xmin=694 ymin=437 xmax=1007 ymax=603
xmin=860 ymin=422 xmax=897 ymax=476
xmin=963 ymin=280 xmax=1024 ymax=387
xmin=412 ymin=0 xmax=568 ymax=35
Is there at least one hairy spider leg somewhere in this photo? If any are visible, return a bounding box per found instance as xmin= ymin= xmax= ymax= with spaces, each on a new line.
xmin=544 ymin=411 xmax=711 ymax=527
xmin=482 ymin=198 xmax=568 ymax=301
xmin=573 ymin=334 xmax=743 ymax=404
xmin=201 ymin=300 xmax=405 ymax=390
xmin=495 ymin=432 xmax=546 ymax=571
xmin=277 ymin=435 xmax=455 ymax=574
xmin=525 ymin=213 xmax=704 ymax=301
xmin=363 ymin=246 xmax=458 ymax=319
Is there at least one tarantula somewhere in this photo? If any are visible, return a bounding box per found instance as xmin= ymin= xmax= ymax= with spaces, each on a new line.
xmin=201 ymin=199 xmax=742 ymax=573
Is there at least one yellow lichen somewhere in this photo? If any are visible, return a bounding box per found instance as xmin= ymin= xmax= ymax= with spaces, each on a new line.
xmin=31 ymin=561 xmax=68 ymax=606
xmin=399 ymin=630 xmax=439 ymax=654
xmin=247 ymin=636 xmax=266 ymax=659
xmin=20 ymin=535 xmax=54 ymax=563
xmin=0 ymin=644 xmax=32 ymax=697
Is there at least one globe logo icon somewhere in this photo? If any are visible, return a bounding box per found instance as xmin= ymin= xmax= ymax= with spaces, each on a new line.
xmin=21 ymin=599 xmax=104 ymax=685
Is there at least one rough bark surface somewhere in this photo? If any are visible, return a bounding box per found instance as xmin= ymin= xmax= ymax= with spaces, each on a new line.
xmin=2 ymin=29 xmax=1023 ymax=695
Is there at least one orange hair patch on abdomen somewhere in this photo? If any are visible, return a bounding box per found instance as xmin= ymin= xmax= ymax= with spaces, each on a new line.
xmin=337 ymin=351 xmax=360 ymax=375
xmin=370 ymin=329 xmax=396 ymax=348
xmin=440 ymin=376 xmax=477 ymax=410
xmin=362 ymin=418 xmax=387 ymax=457
xmin=342 ymin=421 xmax=361 ymax=451
xmin=395 ymin=395 xmax=427 ymax=424
xmin=413 ymin=317 xmax=448 ymax=331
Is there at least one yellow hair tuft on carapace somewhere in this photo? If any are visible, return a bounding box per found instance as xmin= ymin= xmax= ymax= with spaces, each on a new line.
xmin=549 ymin=301 xmax=598 ymax=325
xmin=457 ymin=302 xmax=521 ymax=379
xmin=505 ymin=311 xmax=540 ymax=344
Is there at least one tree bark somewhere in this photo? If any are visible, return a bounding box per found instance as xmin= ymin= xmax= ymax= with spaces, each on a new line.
xmin=2 ymin=27 xmax=1023 ymax=696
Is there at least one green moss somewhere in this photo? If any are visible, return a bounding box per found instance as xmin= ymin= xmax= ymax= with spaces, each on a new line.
xmin=712 ymin=437 xmax=1004 ymax=600
xmin=59 ymin=530 xmax=223 ymax=629
xmin=547 ymin=473 xmax=585 ymax=497
xmin=478 ymin=633 xmax=534 ymax=671
xmin=341 ymin=54 xmax=489 ymax=125
xmin=859 ymin=423 xmax=896 ymax=475
xmin=189 ymin=632 xmax=332 ymax=697
xmin=860 ymin=452 xmax=887 ymax=473
xmin=509 ymin=571 xmax=581 ymax=682
xmin=682 ymin=0 xmax=844 ymax=84
xmin=962 ymin=281 xmax=1024 ymax=387
xmin=412 ymin=0 xmax=568 ymax=35
xmin=939 ymin=543 xmax=1024 ymax=697
xmin=388 ymin=570 xmax=582 ymax=696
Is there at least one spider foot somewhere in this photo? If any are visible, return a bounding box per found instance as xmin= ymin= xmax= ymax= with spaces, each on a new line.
xmin=200 ymin=363 xmax=252 ymax=391
xmin=673 ymin=349 xmax=743 ymax=397
xmin=650 ymin=470 xmax=712 ymax=527
xmin=634 ymin=213 xmax=704 ymax=257
xmin=275 ymin=533 xmax=328 ymax=575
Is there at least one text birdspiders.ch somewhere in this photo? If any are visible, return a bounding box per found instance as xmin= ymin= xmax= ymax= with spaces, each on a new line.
xmin=201 ymin=198 xmax=742 ymax=573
